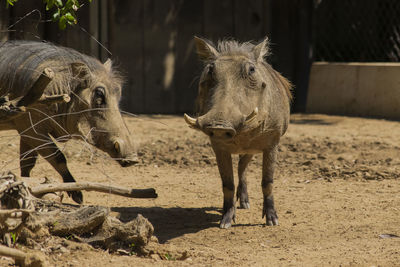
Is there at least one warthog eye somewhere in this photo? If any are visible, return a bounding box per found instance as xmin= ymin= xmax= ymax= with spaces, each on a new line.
xmin=93 ymin=86 xmax=106 ymax=107
xmin=248 ymin=65 xmax=256 ymax=75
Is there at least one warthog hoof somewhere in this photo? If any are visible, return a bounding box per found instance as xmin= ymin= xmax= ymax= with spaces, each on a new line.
xmin=68 ymin=190 xmax=83 ymax=204
xmin=220 ymin=207 xmax=236 ymax=229
xmin=262 ymin=205 xmax=278 ymax=226
xmin=238 ymin=201 xmax=250 ymax=209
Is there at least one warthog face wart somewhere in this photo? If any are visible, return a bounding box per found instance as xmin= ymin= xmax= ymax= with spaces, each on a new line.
xmin=184 ymin=36 xmax=292 ymax=228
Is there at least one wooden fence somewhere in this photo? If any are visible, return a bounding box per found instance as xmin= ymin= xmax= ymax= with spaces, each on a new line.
xmin=0 ymin=0 xmax=312 ymax=114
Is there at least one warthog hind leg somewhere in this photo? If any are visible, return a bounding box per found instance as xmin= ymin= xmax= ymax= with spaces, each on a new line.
xmin=262 ymin=146 xmax=279 ymax=226
xmin=237 ymin=154 xmax=253 ymax=209
xmin=214 ymin=148 xmax=235 ymax=229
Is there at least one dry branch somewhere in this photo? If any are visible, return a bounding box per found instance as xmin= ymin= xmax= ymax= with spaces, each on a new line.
xmin=37 ymin=94 xmax=70 ymax=105
xmin=0 ymin=209 xmax=33 ymax=217
xmin=0 ymin=244 xmax=27 ymax=261
xmin=0 ymin=96 xmax=26 ymax=123
xmin=30 ymin=182 xmax=158 ymax=199
xmin=0 ymin=68 xmax=56 ymax=125
xmin=17 ymin=67 xmax=54 ymax=107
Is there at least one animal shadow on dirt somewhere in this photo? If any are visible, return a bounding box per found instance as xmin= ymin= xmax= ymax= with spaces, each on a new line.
xmin=112 ymin=206 xmax=221 ymax=243
xmin=290 ymin=117 xmax=337 ymax=125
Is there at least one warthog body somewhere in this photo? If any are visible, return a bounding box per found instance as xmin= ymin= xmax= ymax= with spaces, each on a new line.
xmin=0 ymin=41 xmax=138 ymax=203
xmin=184 ymin=37 xmax=292 ymax=228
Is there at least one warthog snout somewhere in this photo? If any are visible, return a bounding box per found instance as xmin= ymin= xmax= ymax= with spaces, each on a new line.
xmin=112 ymin=138 xmax=139 ymax=167
xmin=204 ymin=124 xmax=236 ymax=139
xmin=117 ymin=156 xmax=139 ymax=167
xmin=183 ymin=107 xmax=259 ymax=139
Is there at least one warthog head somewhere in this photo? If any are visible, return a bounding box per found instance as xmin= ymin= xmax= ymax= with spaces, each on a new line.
xmin=66 ymin=60 xmax=138 ymax=167
xmin=184 ymin=36 xmax=291 ymax=142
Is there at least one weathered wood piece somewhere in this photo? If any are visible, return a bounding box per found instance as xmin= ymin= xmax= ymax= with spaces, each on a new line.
xmin=30 ymin=182 xmax=158 ymax=199
xmin=0 ymin=244 xmax=48 ymax=267
xmin=0 ymin=172 xmax=156 ymax=256
xmin=17 ymin=68 xmax=55 ymax=107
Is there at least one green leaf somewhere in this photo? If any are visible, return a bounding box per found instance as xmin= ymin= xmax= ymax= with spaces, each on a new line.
xmin=55 ymin=0 xmax=63 ymax=7
xmin=6 ymin=0 xmax=18 ymax=7
xmin=64 ymin=12 xmax=75 ymax=21
xmin=59 ymin=15 xmax=67 ymax=30
xmin=52 ymin=9 xmax=60 ymax=21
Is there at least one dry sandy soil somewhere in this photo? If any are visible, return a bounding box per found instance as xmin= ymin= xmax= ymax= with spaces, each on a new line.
xmin=1 ymin=113 xmax=400 ymax=266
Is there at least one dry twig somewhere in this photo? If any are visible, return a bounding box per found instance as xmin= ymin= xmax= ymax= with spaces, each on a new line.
xmin=30 ymin=182 xmax=158 ymax=199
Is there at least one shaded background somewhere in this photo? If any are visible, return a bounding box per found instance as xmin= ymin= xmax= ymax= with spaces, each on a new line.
xmin=1 ymin=0 xmax=399 ymax=114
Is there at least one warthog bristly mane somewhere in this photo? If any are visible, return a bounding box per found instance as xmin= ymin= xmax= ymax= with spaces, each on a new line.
xmin=0 ymin=41 xmax=122 ymax=101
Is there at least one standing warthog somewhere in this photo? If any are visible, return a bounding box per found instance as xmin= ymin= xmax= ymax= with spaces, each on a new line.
xmin=184 ymin=37 xmax=292 ymax=228
xmin=0 ymin=41 xmax=138 ymax=203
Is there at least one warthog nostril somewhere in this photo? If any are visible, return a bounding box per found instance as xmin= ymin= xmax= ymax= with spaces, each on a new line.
xmin=225 ymin=131 xmax=233 ymax=138
xmin=205 ymin=127 xmax=236 ymax=139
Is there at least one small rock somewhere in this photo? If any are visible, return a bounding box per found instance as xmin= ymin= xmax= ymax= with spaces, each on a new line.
xmin=150 ymin=254 xmax=161 ymax=260
xmin=59 ymin=247 xmax=70 ymax=254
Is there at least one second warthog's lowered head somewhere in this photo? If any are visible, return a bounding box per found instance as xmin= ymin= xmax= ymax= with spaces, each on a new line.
xmin=184 ymin=36 xmax=292 ymax=147
xmin=66 ymin=60 xmax=138 ymax=167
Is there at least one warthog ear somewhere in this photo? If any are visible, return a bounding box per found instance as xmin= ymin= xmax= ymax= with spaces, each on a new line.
xmin=103 ymin=58 xmax=112 ymax=72
xmin=71 ymin=62 xmax=90 ymax=78
xmin=253 ymin=36 xmax=270 ymax=62
xmin=71 ymin=62 xmax=91 ymax=89
xmin=194 ymin=36 xmax=219 ymax=61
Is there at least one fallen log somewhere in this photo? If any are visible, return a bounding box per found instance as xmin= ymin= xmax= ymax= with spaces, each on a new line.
xmin=0 ymin=173 xmax=157 ymax=258
xmin=30 ymin=182 xmax=158 ymax=199
xmin=49 ymin=206 xmax=109 ymax=236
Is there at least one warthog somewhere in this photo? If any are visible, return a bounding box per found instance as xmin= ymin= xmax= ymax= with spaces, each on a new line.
xmin=184 ymin=37 xmax=292 ymax=228
xmin=0 ymin=41 xmax=138 ymax=203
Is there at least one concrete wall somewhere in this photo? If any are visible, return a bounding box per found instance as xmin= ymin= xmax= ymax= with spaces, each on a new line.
xmin=306 ymin=62 xmax=400 ymax=120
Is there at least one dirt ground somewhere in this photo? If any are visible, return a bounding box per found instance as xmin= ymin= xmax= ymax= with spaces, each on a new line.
xmin=1 ymin=113 xmax=400 ymax=266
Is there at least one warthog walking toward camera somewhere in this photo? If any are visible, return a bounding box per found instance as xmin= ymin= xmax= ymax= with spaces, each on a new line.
xmin=0 ymin=41 xmax=138 ymax=203
xmin=184 ymin=37 xmax=292 ymax=228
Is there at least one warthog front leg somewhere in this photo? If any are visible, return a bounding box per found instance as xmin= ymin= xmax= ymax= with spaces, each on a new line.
xmin=237 ymin=154 xmax=253 ymax=209
xmin=40 ymin=144 xmax=83 ymax=204
xmin=214 ymin=148 xmax=235 ymax=229
xmin=262 ymin=145 xmax=278 ymax=226
xmin=20 ymin=137 xmax=38 ymax=177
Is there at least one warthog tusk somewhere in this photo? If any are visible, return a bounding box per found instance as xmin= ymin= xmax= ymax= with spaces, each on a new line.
xmin=244 ymin=107 xmax=258 ymax=124
xmin=114 ymin=141 xmax=120 ymax=154
xmin=184 ymin=113 xmax=198 ymax=128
